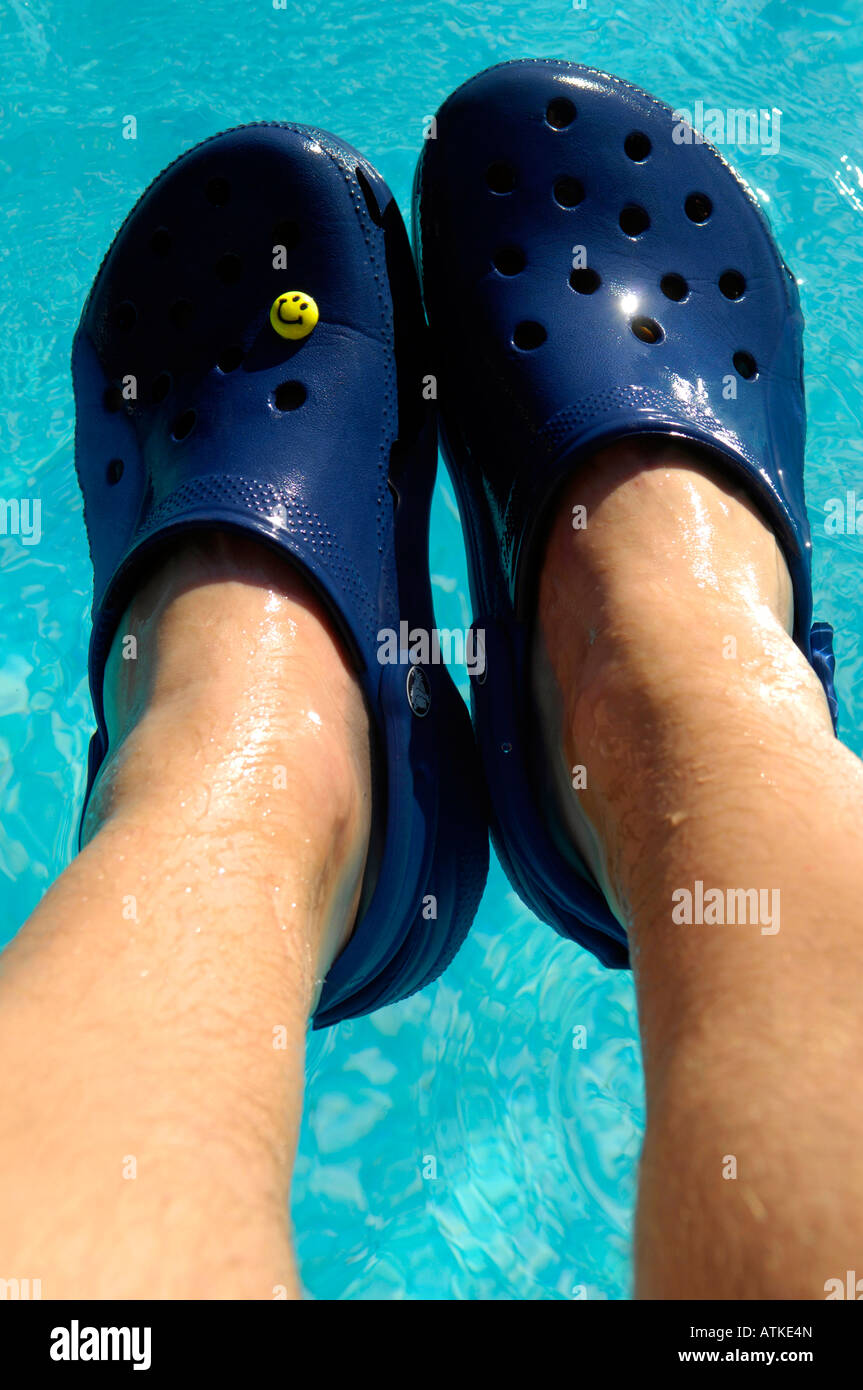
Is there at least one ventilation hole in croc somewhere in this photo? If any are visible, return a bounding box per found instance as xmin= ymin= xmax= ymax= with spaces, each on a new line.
xmin=631 ymin=315 xmax=664 ymax=344
xmin=554 ymin=176 xmax=584 ymax=208
xmin=215 ymin=252 xmax=242 ymax=285
xmin=274 ymin=381 xmax=307 ymax=411
xmin=273 ymin=218 xmax=301 ymax=252
xmin=116 ymin=301 xmax=137 ymax=332
xmin=355 ymin=166 xmax=384 ymax=226
xmin=513 ymin=321 xmax=547 ymax=350
xmin=106 ymin=458 xmax=124 ymax=485
xmin=493 ymin=246 xmax=526 ymax=276
xmin=685 ymin=192 xmax=712 ymax=223
xmin=217 ymin=345 xmax=244 ymax=374
xmin=171 ymin=408 xmax=197 ymax=440
xmin=733 ymin=350 xmax=757 ymax=379
xmin=546 ymin=97 xmax=576 ymax=129
xmin=103 ymin=386 xmax=124 ymax=413
xmin=170 ymin=298 xmax=194 ymax=330
xmin=620 ymin=205 xmax=650 ymax=236
xmin=569 ymin=267 xmax=601 ymax=294
xmin=624 ymin=131 xmax=652 ymax=162
xmin=719 ymin=269 xmax=746 ymax=299
xmin=206 ymin=176 xmax=230 ymax=206
xmin=486 ymin=161 xmax=516 ymax=193
xmin=151 ymin=371 xmax=172 ymax=404
xmin=661 ymin=273 xmax=689 ymax=301
xmin=150 ymin=227 xmax=172 ymax=257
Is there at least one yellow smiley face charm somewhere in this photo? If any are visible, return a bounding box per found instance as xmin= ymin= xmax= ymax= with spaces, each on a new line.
xmin=270 ymin=291 xmax=319 ymax=340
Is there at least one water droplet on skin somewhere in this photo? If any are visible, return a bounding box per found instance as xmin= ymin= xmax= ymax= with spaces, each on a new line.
xmin=140 ymin=970 xmax=149 ymax=978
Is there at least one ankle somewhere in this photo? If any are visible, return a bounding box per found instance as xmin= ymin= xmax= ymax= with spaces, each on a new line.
xmin=532 ymin=438 xmax=834 ymax=914
xmin=535 ymin=436 xmax=835 ymax=734
xmin=84 ymin=535 xmax=373 ymax=977
xmin=538 ymin=438 xmax=793 ymax=674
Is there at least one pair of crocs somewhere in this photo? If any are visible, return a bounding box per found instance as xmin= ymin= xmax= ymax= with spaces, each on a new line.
xmin=73 ymin=61 xmax=838 ymax=1025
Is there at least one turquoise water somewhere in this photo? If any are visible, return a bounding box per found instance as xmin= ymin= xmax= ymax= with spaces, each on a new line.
xmin=1 ymin=0 xmax=861 ymax=1299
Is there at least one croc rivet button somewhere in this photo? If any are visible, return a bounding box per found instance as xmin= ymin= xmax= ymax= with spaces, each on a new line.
xmin=270 ymin=291 xmax=319 ymax=340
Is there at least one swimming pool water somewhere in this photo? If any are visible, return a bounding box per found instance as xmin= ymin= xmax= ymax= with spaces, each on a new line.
xmin=1 ymin=0 xmax=861 ymax=1300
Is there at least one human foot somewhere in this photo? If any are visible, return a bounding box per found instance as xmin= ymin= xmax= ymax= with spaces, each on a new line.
xmin=73 ymin=123 xmax=488 ymax=1026
xmin=415 ymin=58 xmax=837 ymax=957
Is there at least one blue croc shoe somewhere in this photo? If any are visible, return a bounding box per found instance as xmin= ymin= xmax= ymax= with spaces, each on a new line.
xmin=73 ymin=123 xmax=489 ymax=1026
xmin=413 ymin=59 xmax=838 ymax=968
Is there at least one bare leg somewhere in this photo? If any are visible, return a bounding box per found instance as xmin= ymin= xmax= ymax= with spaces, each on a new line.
xmin=0 ymin=536 xmax=370 ymax=1298
xmin=536 ymin=439 xmax=863 ymax=1300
